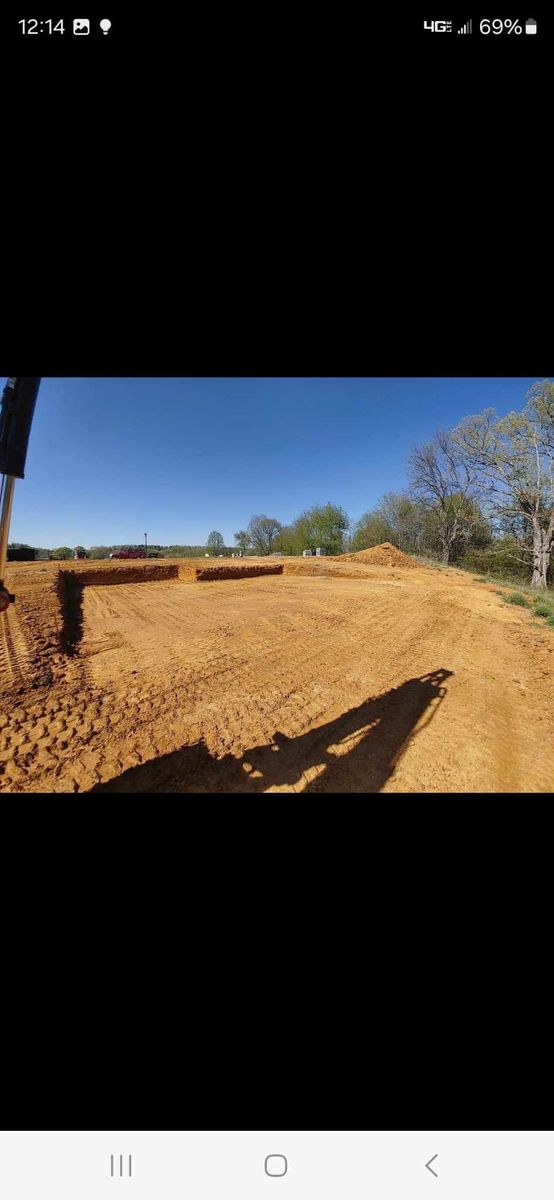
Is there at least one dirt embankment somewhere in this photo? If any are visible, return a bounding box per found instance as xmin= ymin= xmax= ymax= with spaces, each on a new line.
xmin=196 ymin=564 xmax=284 ymax=581
xmin=0 ymin=563 xmax=66 ymax=695
xmin=61 ymin=563 xmax=181 ymax=587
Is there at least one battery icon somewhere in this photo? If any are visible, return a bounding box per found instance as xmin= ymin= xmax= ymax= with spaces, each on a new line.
xmin=525 ymin=17 xmax=537 ymax=33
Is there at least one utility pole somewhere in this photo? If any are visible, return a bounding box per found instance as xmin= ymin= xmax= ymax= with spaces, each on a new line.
xmin=144 ymin=532 xmax=147 ymax=554
xmin=0 ymin=378 xmax=41 ymax=612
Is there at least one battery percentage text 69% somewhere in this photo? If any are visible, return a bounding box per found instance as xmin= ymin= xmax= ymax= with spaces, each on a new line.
xmin=480 ymin=18 xmax=522 ymax=33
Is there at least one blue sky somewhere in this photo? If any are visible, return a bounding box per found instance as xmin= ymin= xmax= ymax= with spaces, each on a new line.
xmin=8 ymin=377 xmax=539 ymax=547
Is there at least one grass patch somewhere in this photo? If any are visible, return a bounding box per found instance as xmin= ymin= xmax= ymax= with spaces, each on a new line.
xmin=533 ymin=602 xmax=553 ymax=618
xmin=412 ymin=554 xmax=448 ymax=570
xmin=547 ymin=617 xmax=554 ymax=628
xmin=411 ymin=556 xmax=554 ymax=597
xmin=504 ymin=592 xmax=530 ymax=607
xmin=457 ymin=562 xmax=553 ymax=593
xmin=532 ymin=593 xmax=554 ymax=611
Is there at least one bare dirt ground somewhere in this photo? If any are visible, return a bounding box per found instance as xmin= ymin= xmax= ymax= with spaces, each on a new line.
xmin=1 ymin=555 xmax=553 ymax=793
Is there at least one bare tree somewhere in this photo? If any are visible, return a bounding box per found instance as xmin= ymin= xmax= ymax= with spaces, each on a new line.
xmin=247 ymin=514 xmax=282 ymax=555
xmin=453 ymin=381 xmax=554 ymax=589
xmin=407 ymin=431 xmax=480 ymax=565
xmin=374 ymin=492 xmax=433 ymax=555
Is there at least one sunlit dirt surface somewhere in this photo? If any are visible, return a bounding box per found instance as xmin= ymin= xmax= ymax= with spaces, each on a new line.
xmin=1 ymin=557 xmax=553 ymax=793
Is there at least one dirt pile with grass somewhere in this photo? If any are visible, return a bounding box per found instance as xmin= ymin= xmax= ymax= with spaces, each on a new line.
xmin=337 ymin=542 xmax=420 ymax=568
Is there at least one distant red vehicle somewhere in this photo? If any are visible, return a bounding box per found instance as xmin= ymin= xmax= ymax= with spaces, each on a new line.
xmin=109 ymin=548 xmax=148 ymax=559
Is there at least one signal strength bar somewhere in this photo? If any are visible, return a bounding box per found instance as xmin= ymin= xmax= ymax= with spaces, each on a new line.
xmin=457 ymin=18 xmax=472 ymax=33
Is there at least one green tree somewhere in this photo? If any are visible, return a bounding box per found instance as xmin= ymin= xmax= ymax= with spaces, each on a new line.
xmin=458 ymin=534 xmax=529 ymax=581
xmin=88 ymin=546 xmax=111 ymax=559
xmin=351 ymin=511 xmax=394 ymax=552
xmin=454 ymin=380 xmax=554 ymax=588
xmin=274 ymin=524 xmax=301 ymax=555
xmin=291 ymin=502 xmax=349 ymax=555
xmin=207 ymin=530 xmax=225 ymax=555
xmin=247 ymin=514 xmax=283 ymax=554
xmin=234 ymin=530 xmax=251 ymax=553
xmin=51 ymin=547 xmax=73 ymax=560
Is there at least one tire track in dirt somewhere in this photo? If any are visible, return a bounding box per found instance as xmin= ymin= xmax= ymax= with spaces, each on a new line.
xmin=87 ymin=578 xmax=544 ymax=791
xmin=81 ymin=580 xmax=452 ymax=786
xmin=0 ymin=606 xmax=30 ymax=692
xmin=2 ymin=564 xmax=554 ymax=793
xmin=382 ymin=583 xmax=552 ymax=793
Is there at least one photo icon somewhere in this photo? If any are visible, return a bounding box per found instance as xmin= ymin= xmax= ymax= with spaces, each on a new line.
xmin=73 ymin=18 xmax=90 ymax=34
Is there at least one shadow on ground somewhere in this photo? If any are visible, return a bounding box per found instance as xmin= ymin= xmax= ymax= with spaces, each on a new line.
xmin=90 ymin=669 xmax=453 ymax=794
xmin=58 ymin=576 xmax=84 ymax=656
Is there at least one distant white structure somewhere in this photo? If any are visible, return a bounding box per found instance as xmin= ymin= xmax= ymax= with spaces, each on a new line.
xmin=315 ymin=547 xmax=326 ymax=556
xmin=302 ymin=549 xmax=314 ymax=557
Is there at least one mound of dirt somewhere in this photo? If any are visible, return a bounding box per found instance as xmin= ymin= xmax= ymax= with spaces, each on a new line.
xmin=337 ymin=542 xmax=419 ymax=568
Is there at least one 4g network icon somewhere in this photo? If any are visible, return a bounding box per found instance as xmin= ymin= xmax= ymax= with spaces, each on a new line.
xmin=423 ymin=19 xmax=453 ymax=31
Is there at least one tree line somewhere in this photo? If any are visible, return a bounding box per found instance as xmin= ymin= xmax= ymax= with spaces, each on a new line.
xmin=229 ymin=380 xmax=554 ymax=587
xmin=352 ymin=379 xmax=554 ymax=588
xmin=233 ymin=507 xmax=350 ymax=556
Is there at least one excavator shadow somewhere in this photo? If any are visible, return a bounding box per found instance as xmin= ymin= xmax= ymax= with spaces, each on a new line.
xmin=58 ymin=575 xmax=84 ymax=656
xmin=91 ymin=668 xmax=454 ymax=794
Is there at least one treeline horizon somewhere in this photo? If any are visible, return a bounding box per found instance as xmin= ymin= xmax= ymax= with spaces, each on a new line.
xmin=9 ymin=379 xmax=554 ymax=587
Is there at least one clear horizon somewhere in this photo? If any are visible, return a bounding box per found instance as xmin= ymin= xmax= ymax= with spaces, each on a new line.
xmin=8 ymin=377 xmax=539 ymax=547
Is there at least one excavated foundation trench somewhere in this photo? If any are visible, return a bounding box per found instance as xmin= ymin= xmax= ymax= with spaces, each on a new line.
xmin=195 ymin=564 xmax=283 ymax=581
xmin=62 ymin=562 xmax=284 ymax=588
xmin=59 ymin=562 xmax=285 ymax=652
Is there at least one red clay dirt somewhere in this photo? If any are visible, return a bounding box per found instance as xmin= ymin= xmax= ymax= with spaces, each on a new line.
xmin=195 ymin=563 xmax=283 ymax=581
xmin=337 ymin=542 xmax=420 ymax=567
xmin=1 ymin=552 xmax=553 ymax=793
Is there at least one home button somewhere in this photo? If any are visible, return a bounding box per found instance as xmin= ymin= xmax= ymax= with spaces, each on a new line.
xmin=265 ymin=1155 xmax=288 ymax=1177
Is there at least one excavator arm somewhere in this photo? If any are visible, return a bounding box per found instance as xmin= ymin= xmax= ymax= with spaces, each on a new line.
xmin=0 ymin=377 xmax=41 ymax=610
